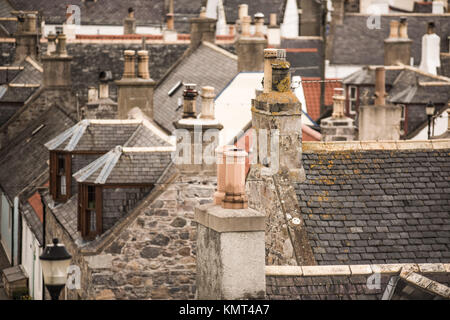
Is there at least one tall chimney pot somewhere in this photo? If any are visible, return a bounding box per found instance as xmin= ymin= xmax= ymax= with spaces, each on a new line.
xmin=47 ymin=32 xmax=57 ymax=55
xmin=200 ymin=86 xmax=215 ymax=119
xmin=222 ymin=148 xmax=248 ymax=209
xmin=399 ymin=17 xmax=408 ymax=39
xmin=137 ymin=50 xmax=150 ymax=79
xmin=123 ymin=50 xmax=136 ymax=78
xmin=254 ymin=13 xmax=265 ymax=38
xmin=56 ymin=33 xmax=68 ymax=56
xmin=263 ymin=48 xmax=277 ymax=93
xmin=331 ymin=88 xmax=346 ymax=118
xmin=182 ymin=84 xmax=198 ymax=119
xmin=388 ymin=20 xmax=399 ymax=39
xmin=241 ymin=15 xmax=251 ymax=37
xmin=269 ymin=13 xmax=277 ymax=27
xmin=374 ymin=67 xmax=386 ymax=106
xmin=238 ymin=4 xmax=249 ymax=20
xmin=214 ymin=145 xmax=235 ymax=205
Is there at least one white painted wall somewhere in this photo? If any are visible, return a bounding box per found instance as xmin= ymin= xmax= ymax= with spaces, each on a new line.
xmin=21 ymin=218 xmax=43 ymax=300
xmin=281 ymin=0 xmax=299 ymax=38
xmin=0 ymin=192 xmax=12 ymax=263
xmin=43 ymin=24 xmax=163 ymax=37
xmin=326 ymin=63 xmax=363 ymax=79
xmin=411 ymin=110 xmax=449 ymax=140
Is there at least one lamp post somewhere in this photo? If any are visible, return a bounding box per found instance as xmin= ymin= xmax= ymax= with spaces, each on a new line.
xmin=39 ymin=238 xmax=72 ymax=300
xmin=426 ymin=101 xmax=435 ymax=139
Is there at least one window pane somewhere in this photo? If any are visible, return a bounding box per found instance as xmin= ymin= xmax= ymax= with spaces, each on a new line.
xmin=60 ymin=175 xmax=66 ymax=195
xmin=87 ymin=186 xmax=95 ymax=209
xmin=58 ymin=155 xmax=65 ymax=173
xmin=90 ymin=210 xmax=96 ymax=232
xmin=350 ymin=87 xmax=356 ymax=99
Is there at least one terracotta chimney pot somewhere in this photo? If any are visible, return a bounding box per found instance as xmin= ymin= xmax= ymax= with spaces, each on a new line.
xmin=238 ymin=4 xmax=249 ymax=21
xmin=137 ymin=50 xmax=150 ymax=79
xmin=241 ymin=15 xmax=251 ymax=37
xmin=254 ymin=13 xmax=265 ymax=37
xmin=331 ymin=88 xmax=346 ymax=118
xmin=374 ymin=67 xmax=386 ymax=106
xmin=182 ymin=84 xmax=198 ymax=119
xmin=47 ymin=32 xmax=57 ymax=55
xmin=388 ymin=20 xmax=399 ymax=39
xmin=399 ymin=17 xmax=408 ymax=39
xmin=56 ymin=33 xmax=68 ymax=56
xmin=214 ymin=145 xmax=235 ymax=205
xmin=222 ymin=148 xmax=248 ymax=209
xmin=269 ymin=13 xmax=277 ymax=27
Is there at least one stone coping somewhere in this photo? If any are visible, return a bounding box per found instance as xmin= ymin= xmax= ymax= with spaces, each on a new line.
xmin=266 ymin=263 xmax=450 ymax=277
xmin=400 ymin=271 xmax=450 ymax=299
xmin=302 ymin=139 xmax=450 ymax=153
xmin=195 ymin=204 xmax=265 ymax=233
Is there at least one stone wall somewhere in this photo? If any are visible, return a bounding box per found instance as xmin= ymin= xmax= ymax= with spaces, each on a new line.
xmin=102 ymin=187 xmax=151 ymax=231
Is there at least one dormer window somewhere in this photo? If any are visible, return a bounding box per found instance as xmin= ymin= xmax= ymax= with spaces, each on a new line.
xmin=78 ymin=184 xmax=102 ymax=240
xmin=50 ymin=152 xmax=71 ymax=202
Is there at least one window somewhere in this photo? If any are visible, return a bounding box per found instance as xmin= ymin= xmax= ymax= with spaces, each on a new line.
xmin=79 ymin=184 xmax=102 ymax=240
xmin=50 ymin=152 xmax=71 ymax=202
xmin=400 ymin=104 xmax=406 ymax=135
xmin=348 ymin=86 xmax=358 ymax=115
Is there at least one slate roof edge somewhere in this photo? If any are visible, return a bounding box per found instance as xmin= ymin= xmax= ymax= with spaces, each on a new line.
xmin=266 ymin=263 xmax=450 ymax=277
xmin=25 ymin=56 xmax=43 ymax=73
xmin=399 ymin=270 xmax=450 ymax=299
xmin=302 ymin=139 xmax=450 ymax=153
xmin=202 ymin=41 xmax=238 ymax=61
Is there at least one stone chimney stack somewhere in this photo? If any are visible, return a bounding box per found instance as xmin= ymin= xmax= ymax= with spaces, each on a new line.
xmin=374 ymin=67 xmax=387 ymax=106
xmin=236 ymin=6 xmax=267 ymax=73
xmin=115 ymin=50 xmax=156 ymax=119
xmin=195 ymin=148 xmax=265 ymax=299
xmin=251 ymin=49 xmax=305 ymax=181
xmin=174 ymin=84 xmax=223 ymax=174
xmin=13 ymin=11 xmax=40 ymax=62
xmin=124 ymin=7 xmax=136 ymax=34
xmin=200 ymin=86 xmax=215 ymax=119
xmin=189 ymin=7 xmax=217 ymax=49
xmin=85 ymin=71 xmax=118 ymax=119
xmin=163 ymin=0 xmax=178 ymax=42
xmin=419 ymin=22 xmax=441 ymax=75
xmin=359 ymin=67 xmax=402 ymax=140
xmin=384 ymin=18 xmax=412 ymax=66
xmin=320 ymin=88 xmax=355 ymax=142
xmin=267 ymin=13 xmax=281 ymax=47
xmin=42 ymin=33 xmax=72 ymax=89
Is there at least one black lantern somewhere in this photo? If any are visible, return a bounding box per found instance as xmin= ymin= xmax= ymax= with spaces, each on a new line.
xmin=426 ymin=101 xmax=435 ymax=139
xmin=39 ymin=238 xmax=72 ymax=300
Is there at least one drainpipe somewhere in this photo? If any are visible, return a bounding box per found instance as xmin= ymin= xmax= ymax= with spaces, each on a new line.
xmin=36 ymin=187 xmax=47 ymax=300
xmin=12 ymin=196 xmax=19 ymax=266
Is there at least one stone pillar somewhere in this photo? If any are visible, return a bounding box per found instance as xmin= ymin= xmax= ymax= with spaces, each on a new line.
xmin=195 ymin=148 xmax=265 ymax=300
xmin=320 ymin=88 xmax=355 ymax=142
xmin=137 ymin=50 xmax=150 ymax=79
xmin=189 ymin=8 xmax=217 ymax=49
xmin=123 ymin=8 xmax=136 ymax=34
xmin=251 ymin=49 xmax=305 ymax=181
xmin=174 ymin=84 xmax=223 ymax=174
xmin=236 ymin=16 xmax=267 ymax=73
xmin=384 ymin=18 xmax=412 ymax=66
xmin=42 ymin=33 xmax=72 ymax=89
xmin=115 ymin=50 xmax=156 ymax=119
xmin=200 ymin=86 xmax=215 ymax=119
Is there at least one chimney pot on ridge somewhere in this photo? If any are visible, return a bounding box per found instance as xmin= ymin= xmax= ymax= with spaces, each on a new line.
xmin=374 ymin=67 xmax=386 ymax=106
xmin=238 ymin=4 xmax=249 ymax=20
xmin=241 ymin=15 xmax=251 ymax=37
xmin=123 ymin=50 xmax=136 ymax=78
xmin=200 ymin=86 xmax=215 ymax=119
xmin=254 ymin=13 xmax=265 ymax=37
xmin=182 ymin=84 xmax=198 ymax=119
xmin=137 ymin=50 xmax=150 ymax=79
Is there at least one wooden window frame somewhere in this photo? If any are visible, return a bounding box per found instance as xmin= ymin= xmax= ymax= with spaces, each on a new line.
xmin=50 ymin=151 xmax=71 ymax=202
xmin=78 ymin=183 xmax=102 ymax=240
xmin=347 ymin=85 xmax=358 ymax=115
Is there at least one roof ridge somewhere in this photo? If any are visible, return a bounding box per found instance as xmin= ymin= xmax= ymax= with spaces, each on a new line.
xmin=302 ymin=139 xmax=450 ymax=153
xmin=202 ymin=41 xmax=238 ymax=61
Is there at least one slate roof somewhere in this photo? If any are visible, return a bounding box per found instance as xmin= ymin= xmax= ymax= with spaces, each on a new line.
xmin=281 ymin=38 xmax=323 ymax=78
xmin=0 ymin=103 xmax=20 ymax=127
xmin=295 ymin=144 xmax=450 ymax=265
xmin=66 ymin=42 xmax=189 ymax=106
xmin=343 ymin=67 xmax=403 ymax=87
xmin=73 ymin=147 xmax=173 ymax=185
xmin=47 ymin=193 xmax=79 ymax=240
xmin=222 ymin=0 xmax=286 ymax=25
xmin=45 ymin=119 xmax=172 ymax=152
xmin=153 ymin=42 xmax=238 ymax=132
xmin=0 ymin=106 xmax=75 ymax=200
xmin=331 ymin=14 xmax=450 ymax=65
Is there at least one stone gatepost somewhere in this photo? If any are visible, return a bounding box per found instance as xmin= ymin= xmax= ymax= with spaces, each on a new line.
xmin=195 ymin=148 xmax=266 ymax=299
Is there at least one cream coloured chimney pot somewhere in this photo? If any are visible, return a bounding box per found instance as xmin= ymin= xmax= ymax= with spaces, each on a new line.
xmin=238 ymin=4 xmax=249 ymax=20
xmin=214 ymin=145 xmax=235 ymax=205
xmin=137 ymin=50 xmax=150 ymax=79
xmin=222 ymin=148 xmax=248 ymax=210
xmin=123 ymin=50 xmax=136 ymax=78
xmin=200 ymin=86 xmax=215 ymax=119
xmin=241 ymin=15 xmax=251 ymax=37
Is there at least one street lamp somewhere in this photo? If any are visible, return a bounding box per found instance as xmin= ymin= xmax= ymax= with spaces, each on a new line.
xmin=39 ymin=238 xmax=72 ymax=300
xmin=426 ymin=101 xmax=435 ymax=139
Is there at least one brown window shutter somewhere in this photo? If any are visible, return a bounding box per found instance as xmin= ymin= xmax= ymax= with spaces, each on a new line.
xmin=65 ymin=154 xmax=72 ymax=199
xmin=49 ymin=151 xmax=57 ymax=200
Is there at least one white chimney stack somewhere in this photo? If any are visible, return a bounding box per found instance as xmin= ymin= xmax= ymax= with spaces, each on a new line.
xmin=419 ymin=22 xmax=441 ymax=75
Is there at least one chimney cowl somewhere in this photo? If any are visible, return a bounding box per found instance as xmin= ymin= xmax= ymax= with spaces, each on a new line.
xmin=182 ymin=84 xmax=198 ymax=118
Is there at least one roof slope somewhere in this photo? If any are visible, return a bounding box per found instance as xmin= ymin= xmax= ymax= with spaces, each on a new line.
xmin=73 ymin=146 xmax=173 ymax=185
xmin=0 ymin=106 xmax=75 ymax=200
xmin=331 ymin=14 xmax=450 ymax=65
xmin=295 ymin=144 xmax=450 ymax=265
xmin=301 ymin=78 xmax=342 ymax=121
xmin=45 ymin=119 xmax=172 ymax=152
xmin=153 ymin=42 xmax=237 ymax=132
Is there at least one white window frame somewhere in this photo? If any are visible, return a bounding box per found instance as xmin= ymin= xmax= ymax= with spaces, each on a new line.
xmin=348 ymin=85 xmax=358 ymax=115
